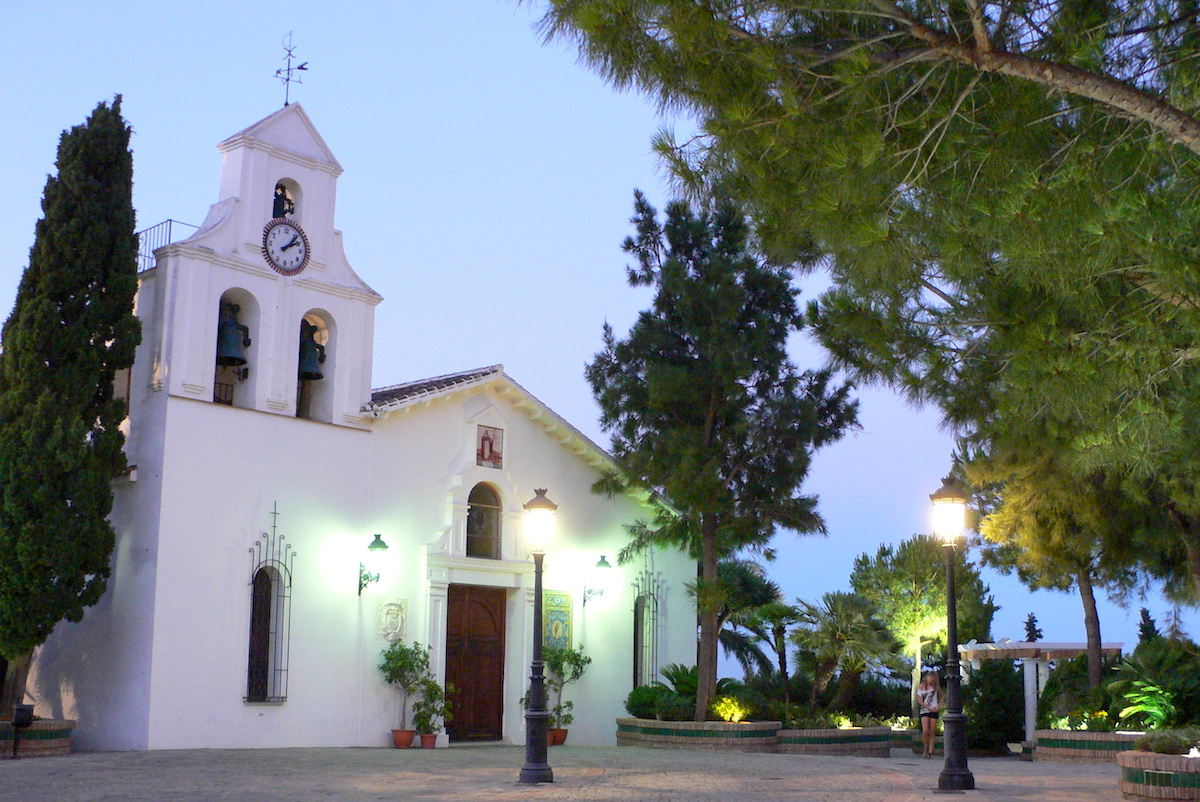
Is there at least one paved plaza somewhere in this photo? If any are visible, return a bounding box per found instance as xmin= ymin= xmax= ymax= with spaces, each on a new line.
xmin=0 ymin=745 xmax=1121 ymax=801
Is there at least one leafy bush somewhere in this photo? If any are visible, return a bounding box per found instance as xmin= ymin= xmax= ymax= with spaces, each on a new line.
xmin=839 ymin=673 xmax=909 ymax=718
xmin=625 ymin=685 xmax=667 ymax=719
xmin=789 ymin=708 xmax=842 ymax=729
xmin=963 ymin=659 xmax=1023 ymax=752
xmin=710 ymin=694 xmax=753 ymax=722
xmin=655 ymin=692 xmax=695 ymax=721
xmin=1109 ymin=638 xmax=1200 ymax=729
xmin=646 ymin=664 xmax=748 ymax=720
xmin=1037 ymin=654 xmax=1117 ymax=729
xmin=1134 ymin=727 xmax=1200 ymax=755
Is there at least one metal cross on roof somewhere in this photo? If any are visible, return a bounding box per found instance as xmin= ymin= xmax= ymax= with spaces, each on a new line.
xmin=275 ymin=31 xmax=308 ymax=107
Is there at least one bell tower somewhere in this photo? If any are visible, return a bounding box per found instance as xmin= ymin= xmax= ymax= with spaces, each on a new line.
xmin=143 ymin=104 xmax=381 ymax=426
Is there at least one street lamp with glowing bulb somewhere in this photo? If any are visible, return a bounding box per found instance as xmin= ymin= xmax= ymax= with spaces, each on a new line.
xmin=930 ymin=475 xmax=975 ymax=792
xmin=518 ymin=488 xmax=556 ymax=785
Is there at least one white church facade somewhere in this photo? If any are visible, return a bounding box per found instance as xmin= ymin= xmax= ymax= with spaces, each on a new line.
xmin=26 ymin=105 xmax=695 ymax=751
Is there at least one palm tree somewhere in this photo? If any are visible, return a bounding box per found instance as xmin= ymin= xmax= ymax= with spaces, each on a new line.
xmin=792 ymin=591 xmax=897 ymax=709
xmin=740 ymin=601 xmax=803 ymax=717
xmin=694 ymin=558 xmax=782 ymax=678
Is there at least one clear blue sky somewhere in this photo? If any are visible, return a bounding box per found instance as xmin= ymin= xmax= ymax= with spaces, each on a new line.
xmin=2 ymin=1 xmax=1192 ymax=666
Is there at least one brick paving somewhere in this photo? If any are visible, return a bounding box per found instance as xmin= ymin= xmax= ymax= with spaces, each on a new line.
xmin=0 ymin=745 xmax=1122 ymax=801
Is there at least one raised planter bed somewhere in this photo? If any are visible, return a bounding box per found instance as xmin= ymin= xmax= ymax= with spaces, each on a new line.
xmin=1034 ymin=728 xmax=1142 ymax=762
xmin=615 ymin=718 xmax=780 ymax=752
xmin=0 ymin=719 xmax=75 ymax=759
xmin=1118 ymin=750 xmax=1200 ymax=800
xmin=777 ymin=726 xmax=894 ymax=757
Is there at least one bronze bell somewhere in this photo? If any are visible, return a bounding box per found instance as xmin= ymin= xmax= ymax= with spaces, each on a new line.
xmin=216 ymin=301 xmax=252 ymax=366
xmin=298 ymin=320 xmax=326 ymax=380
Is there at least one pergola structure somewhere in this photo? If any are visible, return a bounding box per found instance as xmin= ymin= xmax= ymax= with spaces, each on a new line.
xmin=958 ymin=639 xmax=1124 ymax=742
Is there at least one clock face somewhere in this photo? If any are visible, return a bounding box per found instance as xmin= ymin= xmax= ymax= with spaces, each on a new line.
xmin=262 ymin=218 xmax=310 ymax=275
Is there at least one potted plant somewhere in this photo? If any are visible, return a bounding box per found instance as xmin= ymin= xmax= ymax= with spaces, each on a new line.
xmin=544 ymin=644 xmax=592 ymax=745
xmin=379 ymin=641 xmax=431 ymax=748
xmin=412 ymin=676 xmax=454 ymax=748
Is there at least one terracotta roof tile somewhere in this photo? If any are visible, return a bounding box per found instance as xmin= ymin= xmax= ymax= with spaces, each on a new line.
xmin=369 ymin=365 xmax=502 ymax=408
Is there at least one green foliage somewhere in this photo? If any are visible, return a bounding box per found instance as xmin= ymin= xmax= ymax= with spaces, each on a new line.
xmin=537 ymin=0 xmax=1200 ymax=606
xmin=543 ymin=644 xmax=592 ymax=728
xmin=710 ymin=694 xmax=753 ymax=722
xmin=792 ymin=591 xmax=898 ymax=709
xmin=1134 ymin=727 xmax=1200 ymax=755
xmin=655 ymin=693 xmax=695 ymax=722
xmin=586 ymin=191 xmax=857 ymax=717
xmin=1037 ymin=654 xmax=1118 ymax=729
xmin=379 ymin=641 xmax=433 ymax=730
xmin=1118 ymin=680 xmax=1178 ymax=729
xmin=0 ymin=98 xmax=141 ymax=704
xmin=711 ymin=559 xmax=784 ymax=679
xmin=1138 ymin=609 xmax=1162 ymax=645
xmin=1108 ymin=638 xmax=1200 ymax=728
xmin=625 ymin=685 xmax=668 ymax=719
xmin=411 ymin=676 xmax=453 ymax=735
xmin=850 ymin=534 xmax=996 ymax=712
xmin=649 ymin=663 xmax=748 ymax=720
xmin=841 ymin=673 xmax=910 ymax=720
xmin=1025 ymin=613 xmax=1043 ymax=643
xmin=963 ymin=660 xmax=1024 ymax=752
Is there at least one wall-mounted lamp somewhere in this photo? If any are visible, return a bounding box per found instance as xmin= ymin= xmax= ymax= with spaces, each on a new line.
xmin=582 ymin=555 xmax=613 ymax=607
xmin=358 ymin=533 xmax=389 ymax=595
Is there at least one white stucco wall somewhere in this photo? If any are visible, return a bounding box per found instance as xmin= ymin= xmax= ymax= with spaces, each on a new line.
xmin=24 ymin=104 xmax=697 ymax=752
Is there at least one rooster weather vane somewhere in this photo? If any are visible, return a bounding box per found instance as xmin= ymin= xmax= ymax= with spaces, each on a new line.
xmin=275 ymin=32 xmax=308 ymax=107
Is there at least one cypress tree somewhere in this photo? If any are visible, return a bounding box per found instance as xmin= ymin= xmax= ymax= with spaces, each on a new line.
xmin=0 ymin=98 xmax=140 ymax=709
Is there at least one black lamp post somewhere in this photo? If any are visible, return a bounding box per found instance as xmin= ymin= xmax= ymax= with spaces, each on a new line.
xmin=930 ymin=476 xmax=975 ymax=792
xmin=518 ymin=488 xmax=556 ymax=785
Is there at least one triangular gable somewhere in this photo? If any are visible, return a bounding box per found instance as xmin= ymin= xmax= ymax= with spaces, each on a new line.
xmin=367 ymin=366 xmax=656 ymax=509
xmin=217 ymin=104 xmax=342 ymax=175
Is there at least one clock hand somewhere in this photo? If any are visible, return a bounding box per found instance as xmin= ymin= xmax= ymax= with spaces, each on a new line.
xmin=281 ymin=235 xmax=300 ymax=251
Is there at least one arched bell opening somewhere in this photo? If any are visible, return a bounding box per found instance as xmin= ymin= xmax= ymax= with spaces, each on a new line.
xmin=272 ymin=179 xmax=302 ymax=222
xmin=214 ymin=289 xmax=260 ymax=409
xmin=296 ymin=310 xmax=335 ymax=422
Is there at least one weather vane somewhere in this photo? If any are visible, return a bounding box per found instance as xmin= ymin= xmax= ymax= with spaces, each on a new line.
xmin=275 ymin=32 xmax=308 ymax=107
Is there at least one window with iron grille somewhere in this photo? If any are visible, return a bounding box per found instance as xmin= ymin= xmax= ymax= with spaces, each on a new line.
xmin=246 ymin=504 xmax=295 ymax=703
xmin=633 ymin=551 xmax=664 ymax=689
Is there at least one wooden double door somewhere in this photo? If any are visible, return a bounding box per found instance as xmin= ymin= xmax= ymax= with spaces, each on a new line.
xmin=445 ymin=584 xmax=507 ymax=741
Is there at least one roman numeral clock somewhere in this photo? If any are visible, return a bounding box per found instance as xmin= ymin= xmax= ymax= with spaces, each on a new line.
xmin=262 ymin=217 xmax=310 ymax=276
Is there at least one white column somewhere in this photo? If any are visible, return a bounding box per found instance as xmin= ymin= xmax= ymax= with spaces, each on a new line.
xmin=1021 ymin=658 xmax=1038 ymax=742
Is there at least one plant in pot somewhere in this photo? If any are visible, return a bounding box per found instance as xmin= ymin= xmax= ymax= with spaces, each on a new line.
xmin=379 ymin=641 xmax=432 ymax=748
xmin=544 ymin=643 xmax=592 ymax=745
xmin=412 ymin=676 xmax=454 ymax=748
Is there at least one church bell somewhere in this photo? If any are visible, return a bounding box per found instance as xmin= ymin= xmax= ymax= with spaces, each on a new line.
xmin=298 ymin=320 xmax=326 ymax=380
xmin=216 ymin=301 xmax=252 ymax=367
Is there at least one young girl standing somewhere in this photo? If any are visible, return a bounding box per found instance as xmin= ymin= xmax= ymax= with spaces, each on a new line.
xmin=917 ymin=672 xmax=943 ymax=758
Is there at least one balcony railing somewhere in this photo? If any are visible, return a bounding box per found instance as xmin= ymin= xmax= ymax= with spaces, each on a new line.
xmin=136 ymin=219 xmax=198 ymax=271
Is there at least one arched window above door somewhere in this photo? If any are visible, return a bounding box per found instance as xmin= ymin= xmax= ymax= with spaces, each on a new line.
xmin=466 ymin=483 xmax=501 ymax=559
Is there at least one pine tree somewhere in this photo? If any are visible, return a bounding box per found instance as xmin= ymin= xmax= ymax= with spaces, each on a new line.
xmin=0 ymin=98 xmax=141 ymax=708
xmin=537 ymin=0 xmax=1200 ymax=603
xmin=1024 ymin=614 xmax=1043 ymax=643
xmin=1137 ymin=608 xmax=1161 ymax=645
xmin=587 ymin=191 xmax=856 ymax=719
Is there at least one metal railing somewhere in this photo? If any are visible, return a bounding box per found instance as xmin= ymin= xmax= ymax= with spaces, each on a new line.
xmin=135 ymin=219 xmax=198 ymax=271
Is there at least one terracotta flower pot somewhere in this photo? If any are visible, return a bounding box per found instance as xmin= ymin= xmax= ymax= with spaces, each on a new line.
xmin=419 ymin=733 xmax=437 ymax=749
xmin=390 ymin=729 xmax=415 ymax=749
xmin=548 ymin=728 xmax=568 ymax=746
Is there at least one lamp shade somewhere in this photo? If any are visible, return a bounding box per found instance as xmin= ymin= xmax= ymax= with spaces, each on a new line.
xmin=362 ymin=533 xmax=389 ymax=577
xmin=930 ymin=476 xmax=967 ymax=540
xmin=523 ymin=488 xmax=557 ymax=551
